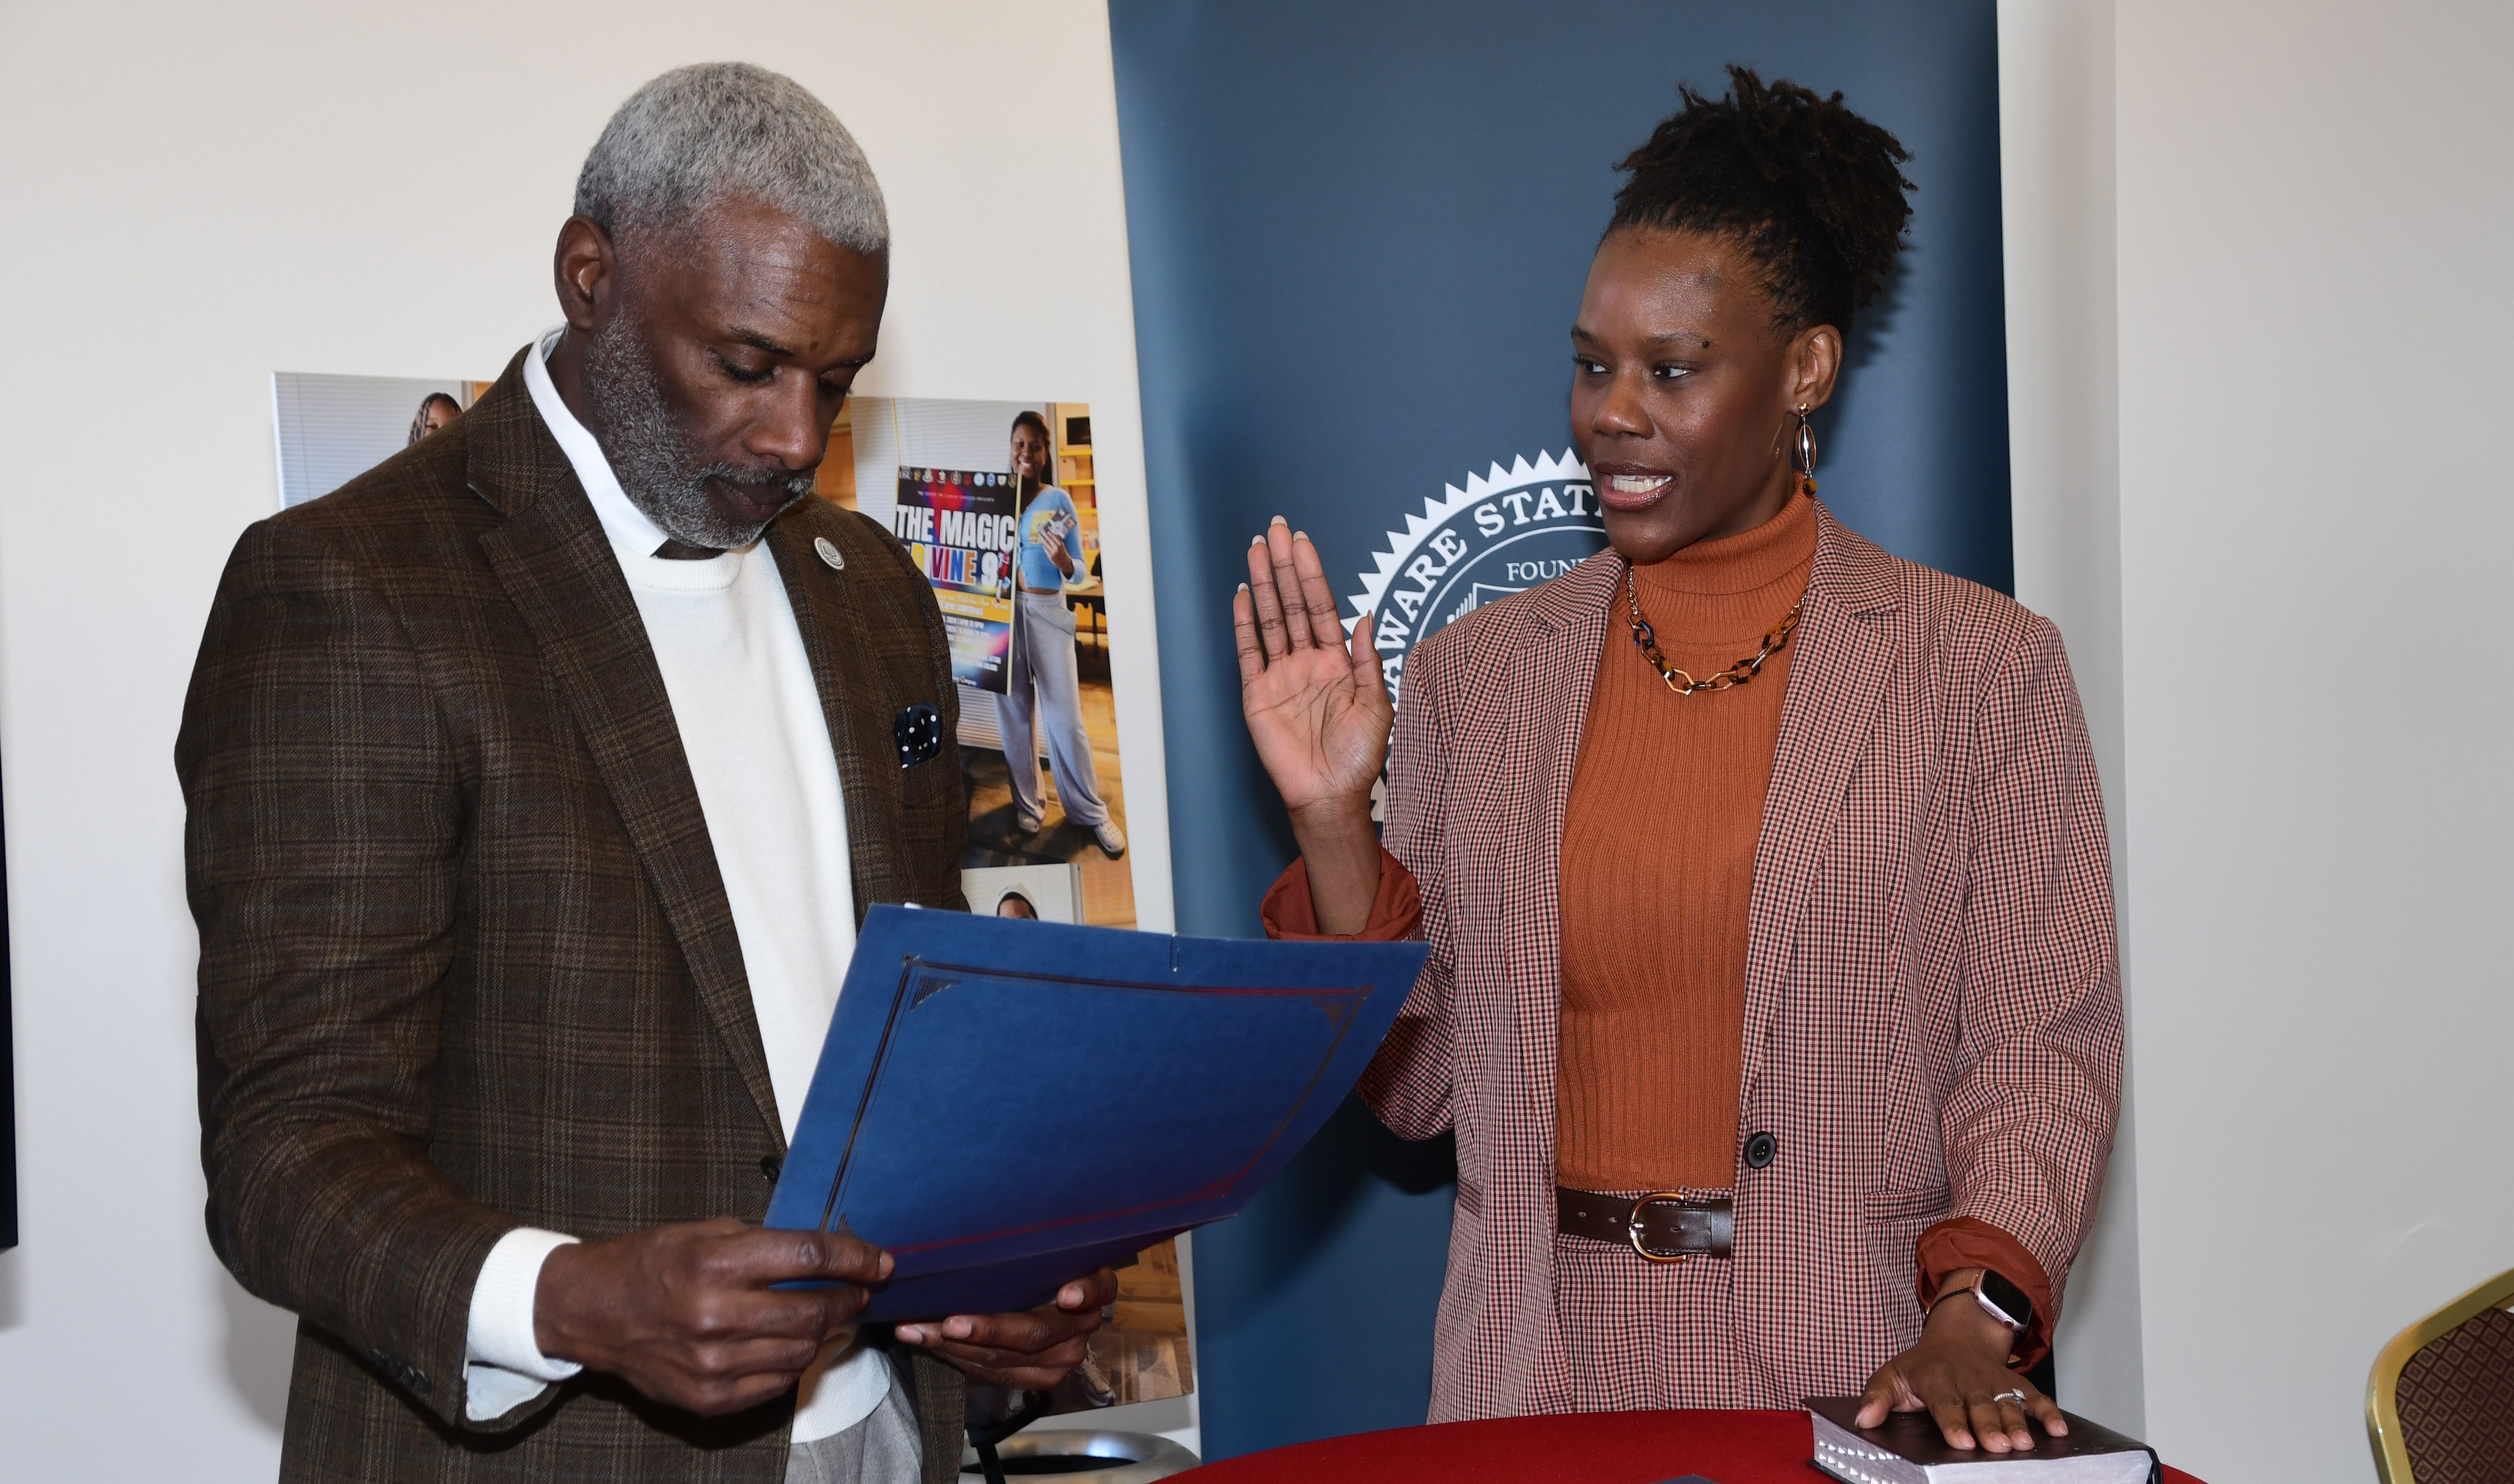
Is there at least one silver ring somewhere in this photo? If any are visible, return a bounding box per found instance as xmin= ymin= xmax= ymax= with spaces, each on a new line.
xmin=1990 ymin=1389 xmax=2030 ymax=1406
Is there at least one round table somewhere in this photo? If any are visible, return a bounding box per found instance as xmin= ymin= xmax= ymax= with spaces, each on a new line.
xmin=1169 ymin=1410 xmax=2205 ymax=1483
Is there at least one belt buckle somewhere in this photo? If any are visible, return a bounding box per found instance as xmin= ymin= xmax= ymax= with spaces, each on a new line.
xmin=1627 ymin=1190 xmax=1697 ymax=1264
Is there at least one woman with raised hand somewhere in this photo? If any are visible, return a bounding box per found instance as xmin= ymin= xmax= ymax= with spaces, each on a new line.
xmin=1233 ymin=68 xmax=2120 ymax=1456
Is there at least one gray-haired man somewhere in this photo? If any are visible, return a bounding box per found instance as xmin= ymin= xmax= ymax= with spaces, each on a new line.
xmin=182 ymin=64 xmax=1111 ymax=1484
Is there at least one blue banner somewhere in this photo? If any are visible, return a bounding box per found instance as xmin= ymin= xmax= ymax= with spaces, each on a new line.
xmin=1110 ymin=0 xmax=2008 ymax=1457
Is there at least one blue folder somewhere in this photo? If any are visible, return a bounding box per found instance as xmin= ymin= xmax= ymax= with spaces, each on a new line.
xmin=765 ymin=904 xmax=1431 ymax=1322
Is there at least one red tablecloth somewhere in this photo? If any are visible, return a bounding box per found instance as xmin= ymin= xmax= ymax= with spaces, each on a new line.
xmin=1172 ymin=1410 xmax=2204 ymax=1483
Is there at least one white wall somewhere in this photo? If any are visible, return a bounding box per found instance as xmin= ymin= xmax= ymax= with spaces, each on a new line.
xmin=2013 ymin=6 xmax=2514 ymax=1476
xmin=0 ymin=3 xmax=1181 ymax=1475
xmin=2108 ymin=3 xmax=2514 ymax=1479
xmin=1998 ymin=0 xmax=2145 ymax=1440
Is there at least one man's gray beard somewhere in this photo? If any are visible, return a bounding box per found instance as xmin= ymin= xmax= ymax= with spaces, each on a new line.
xmin=579 ymin=315 xmax=817 ymax=550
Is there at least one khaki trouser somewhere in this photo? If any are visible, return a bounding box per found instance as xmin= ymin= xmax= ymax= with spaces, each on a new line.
xmin=786 ymin=1362 xmax=922 ymax=1484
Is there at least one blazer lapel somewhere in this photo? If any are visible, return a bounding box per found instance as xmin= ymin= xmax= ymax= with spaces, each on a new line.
xmin=1739 ymin=504 xmax=1902 ymax=1101
xmin=1480 ymin=553 xmax=1617 ymax=1406
xmin=1510 ymin=555 xmax=1621 ymax=1161
xmin=765 ymin=517 xmax=905 ymax=920
xmin=465 ymin=364 xmax=784 ymax=1144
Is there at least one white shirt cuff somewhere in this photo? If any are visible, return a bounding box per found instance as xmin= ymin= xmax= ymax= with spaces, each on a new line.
xmin=463 ymin=1226 xmax=583 ymax=1420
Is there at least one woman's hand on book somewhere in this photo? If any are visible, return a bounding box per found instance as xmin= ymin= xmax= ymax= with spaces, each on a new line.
xmin=1855 ymin=1274 xmax=2067 ymax=1452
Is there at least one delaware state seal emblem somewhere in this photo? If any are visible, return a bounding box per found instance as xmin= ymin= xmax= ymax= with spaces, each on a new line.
xmin=1346 ymin=449 xmax=1607 ymax=706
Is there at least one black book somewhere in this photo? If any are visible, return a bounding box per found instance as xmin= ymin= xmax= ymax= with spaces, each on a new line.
xmin=1805 ymin=1397 xmax=2161 ymax=1483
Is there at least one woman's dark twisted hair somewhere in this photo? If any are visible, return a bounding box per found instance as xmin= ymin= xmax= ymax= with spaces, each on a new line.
xmin=406 ymin=392 xmax=462 ymax=447
xmin=1610 ymin=65 xmax=1914 ymax=335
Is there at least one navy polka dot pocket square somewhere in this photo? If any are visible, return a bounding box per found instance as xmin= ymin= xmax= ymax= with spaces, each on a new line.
xmin=894 ymin=704 xmax=942 ymax=768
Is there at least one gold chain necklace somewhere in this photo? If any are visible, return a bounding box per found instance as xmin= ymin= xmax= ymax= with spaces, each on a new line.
xmin=1622 ymin=559 xmax=1803 ymax=695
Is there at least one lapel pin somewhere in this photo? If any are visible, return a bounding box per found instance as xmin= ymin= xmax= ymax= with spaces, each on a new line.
xmin=815 ymin=536 xmax=846 ymax=571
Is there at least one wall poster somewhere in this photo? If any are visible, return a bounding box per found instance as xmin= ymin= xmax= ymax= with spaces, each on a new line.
xmin=842 ymin=397 xmax=1135 ymax=922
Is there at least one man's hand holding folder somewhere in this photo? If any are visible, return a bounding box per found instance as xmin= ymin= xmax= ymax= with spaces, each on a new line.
xmin=531 ymin=1218 xmax=1117 ymax=1415
xmin=896 ymin=1273 xmax=1120 ymax=1390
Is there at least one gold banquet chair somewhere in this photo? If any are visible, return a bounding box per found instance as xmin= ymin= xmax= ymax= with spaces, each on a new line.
xmin=2366 ymin=1265 xmax=2514 ymax=1483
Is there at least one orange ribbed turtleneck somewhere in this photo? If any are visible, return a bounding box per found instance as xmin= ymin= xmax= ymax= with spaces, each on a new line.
xmin=1554 ymin=492 xmax=1818 ymax=1193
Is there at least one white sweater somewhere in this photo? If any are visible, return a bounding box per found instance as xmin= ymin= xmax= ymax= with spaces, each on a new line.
xmin=456 ymin=332 xmax=887 ymax=1441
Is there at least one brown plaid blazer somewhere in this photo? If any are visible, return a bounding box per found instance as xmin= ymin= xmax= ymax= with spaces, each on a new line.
xmin=179 ymin=352 xmax=972 ymax=1483
xmin=1360 ymin=503 xmax=2122 ymax=1420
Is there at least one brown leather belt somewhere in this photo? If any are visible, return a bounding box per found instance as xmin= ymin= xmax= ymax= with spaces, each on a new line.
xmin=1557 ymin=1187 xmax=1734 ymax=1262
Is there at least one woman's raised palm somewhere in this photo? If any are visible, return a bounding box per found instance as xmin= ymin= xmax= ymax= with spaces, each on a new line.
xmin=1233 ymin=521 xmax=1391 ymax=821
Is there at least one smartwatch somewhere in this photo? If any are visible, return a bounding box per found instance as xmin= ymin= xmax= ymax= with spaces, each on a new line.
xmin=1933 ymin=1268 xmax=2035 ymax=1334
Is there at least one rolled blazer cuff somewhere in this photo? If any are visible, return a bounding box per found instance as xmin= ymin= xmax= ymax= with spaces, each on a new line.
xmin=1916 ymin=1216 xmax=2058 ymax=1372
xmin=1260 ymin=846 xmax=1423 ymax=941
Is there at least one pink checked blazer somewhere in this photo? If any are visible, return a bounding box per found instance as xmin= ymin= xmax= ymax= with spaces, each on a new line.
xmin=1359 ymin=503 xmax=2122 ymax=1421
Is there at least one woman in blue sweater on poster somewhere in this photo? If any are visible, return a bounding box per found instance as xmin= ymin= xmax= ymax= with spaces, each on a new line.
xmin=998 ymin=410 xmax=1125 ymax=858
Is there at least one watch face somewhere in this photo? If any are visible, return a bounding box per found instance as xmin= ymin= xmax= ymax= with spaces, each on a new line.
xmin=1976 ymin=1269 xmax=2033 ymax=1331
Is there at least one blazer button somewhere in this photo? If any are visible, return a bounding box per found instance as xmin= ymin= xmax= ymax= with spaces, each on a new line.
xmin=1744 ymin=1131 xmax=1778 ymax=1169
xmin=369 ymin=1349 xmax=431 ymax=1396
xmin=760 ymin=1155 xmax=783 ymax=1183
